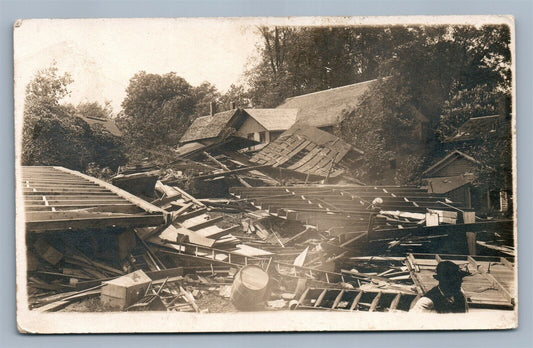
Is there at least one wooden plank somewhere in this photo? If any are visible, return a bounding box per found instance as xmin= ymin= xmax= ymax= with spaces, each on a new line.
xmin=292 ymin=147 xmax=331 ymax=173
xmin=188 ymin=165 xmax=270 ymax=180
xmin=25 ymin=203 xmax=136 ymax=212
xmin=390 ymin=293 xmax=401 ymax=310
xmin=182 ymin=215 xmax=224 ymax=231
xmin=467 ymin=256 xmax=513 ymax=304
xmin=273 ymin=139 xmax=311 ymax=167
xmin=150 ymin=194 xmax=183 ymax=207
xmin=202 ymin=151 xmax=252 ymax=188
xmin=24 ymin=195 xmax=120 ymax=201
xmin=194 ymin=225 xmax=235 ymax=239
xmin=286 ymin=143 xmax=320 ymax=171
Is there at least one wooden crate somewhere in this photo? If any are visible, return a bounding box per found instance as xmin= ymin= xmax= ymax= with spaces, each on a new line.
xmin=101 ymin=270 xmax=152 ymax=309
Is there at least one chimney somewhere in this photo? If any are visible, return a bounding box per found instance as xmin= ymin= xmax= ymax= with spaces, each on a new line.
xmin=209 ymin=101 xmax=216 ymax=116
xmin=230 ymin=101 xmax=236 ymax=110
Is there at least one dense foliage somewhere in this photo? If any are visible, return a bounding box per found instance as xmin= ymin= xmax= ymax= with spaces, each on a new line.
xmin=22 ymin=65 xmax=126 ymax=173
xmin=118 ymin=72 xmax=196 ymax=150
xmin=245 ymin=25 xmax=512 ymax=187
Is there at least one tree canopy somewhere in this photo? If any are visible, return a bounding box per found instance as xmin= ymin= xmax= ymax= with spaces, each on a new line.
xmin=22 ymin=65 xmax=126 ymax=173
xmin=118 ymin=71 xmax=195 ymax=150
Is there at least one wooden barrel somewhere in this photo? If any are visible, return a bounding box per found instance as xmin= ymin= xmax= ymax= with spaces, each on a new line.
xmin=230 ymin=265 xmax=270 ymax=310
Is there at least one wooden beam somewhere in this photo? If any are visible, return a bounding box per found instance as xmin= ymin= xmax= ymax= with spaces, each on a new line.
xmin=369 ymin=291 xmax=382 ymax=312
xmin=26 ymin=213 xmax=166 ymax=232
xmin=202 ymin=151 xmax=252 ymax=187
xmin=368 ymin=221 xmax=513 ymax=242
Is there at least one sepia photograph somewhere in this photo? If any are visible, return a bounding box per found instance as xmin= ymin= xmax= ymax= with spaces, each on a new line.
xmin=14 ymin=16 xmax=516 ymax=333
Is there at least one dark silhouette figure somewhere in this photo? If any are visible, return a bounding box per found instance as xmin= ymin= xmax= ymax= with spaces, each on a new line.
xmin=411 ymin=261 xmax=469 ymax=313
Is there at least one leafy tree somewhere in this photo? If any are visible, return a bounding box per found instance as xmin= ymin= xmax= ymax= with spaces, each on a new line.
xmin=219 ymin=84 xmax=250 ymax=110
xmin=192 ymin=82 xmax=221 ymax=116
xmin=76 ymin=101 xmax=114 ymax=119
xmin=336 ymin=78 xmax=425 ymax=184
xmin=119 ymin=71 xmax=195 ymax=150
xmin=22 ymin=65 xmax=126 ymax=172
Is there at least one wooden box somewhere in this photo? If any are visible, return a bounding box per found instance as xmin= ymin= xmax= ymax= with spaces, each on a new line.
xmin=101 ymin=270 xmax=152 ymax=309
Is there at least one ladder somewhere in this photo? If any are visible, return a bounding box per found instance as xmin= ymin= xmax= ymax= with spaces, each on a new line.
xmin=294 ymin=287 xmax=420 ymax=312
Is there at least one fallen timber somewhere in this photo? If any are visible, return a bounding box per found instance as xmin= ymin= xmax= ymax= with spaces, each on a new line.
xmin=147 ymin=238 xmax=398 ymax=287
xmin=229 ymin=185 xmax=469 ymax=233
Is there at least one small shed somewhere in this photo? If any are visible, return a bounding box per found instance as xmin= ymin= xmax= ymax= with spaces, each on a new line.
xmin=421 ymin=150 xmax=508 ymax=212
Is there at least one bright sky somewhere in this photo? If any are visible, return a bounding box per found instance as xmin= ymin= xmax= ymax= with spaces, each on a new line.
xmin=14 ymin=18 xmax=262 ymax=114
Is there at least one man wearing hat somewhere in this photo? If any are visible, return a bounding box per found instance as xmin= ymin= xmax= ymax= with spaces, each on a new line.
xmin=411 ymin=261 xmax=469 ymax=313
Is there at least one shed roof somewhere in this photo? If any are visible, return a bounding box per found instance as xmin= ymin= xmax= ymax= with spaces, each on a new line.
xmin=445 ymin=115 xmax=505 ymax=142
xmin=422 ymin=150 xmax=482 ymax=178
xmin=179 ymin=109 xmax=242 ymax=144
xmin=276 ymin=79 xmax=378 ymax=128
xmin=244 ymin=108 xmax=299 ymax=131
xmin=425 ymin=174 xmax=476 ymax=194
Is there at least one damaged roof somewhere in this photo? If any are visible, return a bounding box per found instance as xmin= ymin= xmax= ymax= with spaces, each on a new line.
xmin=249 ymin=123 xmax=363 ymax=178
xmin=243 ymin=108 xmax=299 ymax=131
xmin=179 ymin=109 xmax=245 ymax=144
xmin=445 ymin=114 xmax=506 ymax=142
xmin=21 ymin=166 xmax=167 ymax=232
xmin=276 ymin=79 xmax=379 ymax=128
xmin=76 ymin=115 xmax=122 ymax=137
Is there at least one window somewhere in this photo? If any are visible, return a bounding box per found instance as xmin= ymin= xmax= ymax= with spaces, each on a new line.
xmin=247 ymin=133 xmax=254 ymax=140
xmin=259 ymin=131 xmax=266 ymax=143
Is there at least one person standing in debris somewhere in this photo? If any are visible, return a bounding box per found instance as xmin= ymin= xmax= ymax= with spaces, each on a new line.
xmin=411 ymin=261 xmax=469 ymax=313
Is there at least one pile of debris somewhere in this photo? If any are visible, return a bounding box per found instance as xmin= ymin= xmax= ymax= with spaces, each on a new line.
xmin=22 ymin=160 xmax=515 ymax=313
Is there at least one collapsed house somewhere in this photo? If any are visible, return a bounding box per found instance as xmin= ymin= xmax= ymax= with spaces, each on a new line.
xmin=22 ymin=162 xmax=515 ymax=313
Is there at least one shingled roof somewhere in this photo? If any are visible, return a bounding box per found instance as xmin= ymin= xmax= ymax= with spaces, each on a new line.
xmin=179 ymin=109 xmax=244 ymax=144
xmin=244 ymin=108 xmax=299 ymax=131
xmin=276 ymin=79 xmax=378 ymax=128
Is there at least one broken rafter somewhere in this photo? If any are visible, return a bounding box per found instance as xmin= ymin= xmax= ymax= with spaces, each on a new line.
xmin=202 ymin=151 xmax=252 ymax=187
